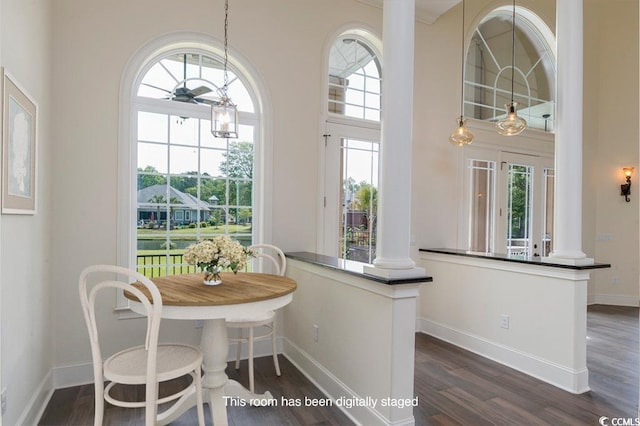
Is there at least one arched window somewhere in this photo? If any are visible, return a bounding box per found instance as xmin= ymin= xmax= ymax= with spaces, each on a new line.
xmin=328 ymin=36 xmax=382 ymax=122
xmin=132 ymin=49 xmax=259 ymax=277
xmin=465 ymin=7 xmax=556 ymax=132
xmin=322 ymin=32 xmax=381 ymax=263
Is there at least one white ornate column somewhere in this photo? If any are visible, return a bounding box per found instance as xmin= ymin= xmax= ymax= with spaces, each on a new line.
xmin=364 ymin=0 xmax=426 ymax=279
xmin=544 ymin=0 xmax=594 ymax=266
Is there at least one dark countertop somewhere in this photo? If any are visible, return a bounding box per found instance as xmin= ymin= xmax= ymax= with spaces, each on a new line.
xmin=285 ymin=251 xmax=433 ymax=285
xmin=419 ymin=248 xmax=611 ymax=270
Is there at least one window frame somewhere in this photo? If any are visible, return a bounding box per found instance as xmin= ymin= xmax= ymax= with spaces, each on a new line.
xmin=117 ymin=37 xmax=267 ymax=315
xmin=319 ymin=29 xmax=383 ymax=259
xmin=464 ymin=6 xmax=556 ymax=132
xmin=327 ymin=36 xmax=382 ymax=122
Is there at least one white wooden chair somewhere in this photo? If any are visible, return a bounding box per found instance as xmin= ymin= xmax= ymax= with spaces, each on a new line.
xmin=79 ymin=265 xmax=205 ymax=426
xmin=226 ymin=244 xmax=286 ymax=393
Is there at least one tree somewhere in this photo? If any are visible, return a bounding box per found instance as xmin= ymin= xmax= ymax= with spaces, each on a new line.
xmin=167 ymin=196 xmax=180 ymax=228
xmin=354 ymin=183 xmax=378 ymax=231
xmin=170 ymin=172 xmax=198 ymax=194
xmin=343 ymin=176 xmax=359 ymax=209
xmin=220 ymin=141 xmax=254 ymax=179
xmin=138 ymin=166 xmax=166 ymax=189
xmin=238 ymin=208 xmax=252 ymax=225
xmin=148 ymin=195 xmax=180 ymax=228
xmin=508 ymin=166 xmax=531 ymax=240
xmin=148 ymin=194 xmax=166 ymax=225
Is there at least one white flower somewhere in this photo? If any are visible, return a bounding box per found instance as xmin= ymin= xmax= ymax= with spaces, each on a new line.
xmin=184 ymin=235 xmax=255 ymax=273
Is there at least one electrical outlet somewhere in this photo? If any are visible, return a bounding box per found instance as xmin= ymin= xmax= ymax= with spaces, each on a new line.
xmin=194 ymin=319 xmax=204 ymax=328
xmin=500 ymin=314 xmax=510 ymax=329
xmin=312 ymin=324 xmax=319 ymax=342
xmin=1 ymin=387 xmax=7 ymax=414
xmin=612 ymin=276 xmax=620 ymax=285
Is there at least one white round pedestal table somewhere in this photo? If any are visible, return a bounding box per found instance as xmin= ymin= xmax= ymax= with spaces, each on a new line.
xmin=128 ymin=272 xmax=297 ymax=426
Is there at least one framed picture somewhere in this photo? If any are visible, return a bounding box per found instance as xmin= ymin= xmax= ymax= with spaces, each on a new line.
xmin=2 ymin=69 xmax=37 ymax=214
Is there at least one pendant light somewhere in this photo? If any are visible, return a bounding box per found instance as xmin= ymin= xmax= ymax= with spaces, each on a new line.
xmin=211 ymin=0 xmax=239 ymax=139
xmin=449 ymin=0 xmax=474 ymax=146
xmin=495 ymin=0 xmax=527 ymax=136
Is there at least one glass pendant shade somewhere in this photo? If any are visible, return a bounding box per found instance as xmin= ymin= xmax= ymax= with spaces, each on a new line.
xmin=449 ymin=0 xmax=474 ymax=147
xmin=495 ymin=101 xmax=527 ymax=136
xmin=449 ymin=117 xmax=474 ymax=146
xmin=211 ymin=97 xmax=238 ymax=138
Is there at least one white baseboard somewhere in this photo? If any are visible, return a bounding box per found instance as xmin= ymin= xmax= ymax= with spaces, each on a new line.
xmin=590 ymin=293 xmax=639 ymax=307
xmin=53 ymin=361 xmax=95 ymax=389
xmin=282 ymin=339 xmax=415 ymax=426
xmin=417 ymin=317 xmax=590 ymax=394
xmin=16 ymin=370 xmax=54 ymax=426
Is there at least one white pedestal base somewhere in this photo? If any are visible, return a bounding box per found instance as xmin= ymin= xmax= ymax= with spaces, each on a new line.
xmin=363 ymin=265 xmax=427 ymax=280
xmin=542 ymin=256 xmax=595 ymax=266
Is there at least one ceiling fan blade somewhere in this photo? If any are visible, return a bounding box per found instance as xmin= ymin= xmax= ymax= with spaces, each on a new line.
xmin=195 ymin=98 xmax=215 ymax=105
xmin=189 ymin=86 xmax=213 ymax=97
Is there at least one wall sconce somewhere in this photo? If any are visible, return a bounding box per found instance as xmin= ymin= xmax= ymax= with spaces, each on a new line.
xmin=621 ymin=167 xmax=634 ymax=202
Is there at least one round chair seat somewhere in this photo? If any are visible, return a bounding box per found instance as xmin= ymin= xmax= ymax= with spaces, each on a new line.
xmin=104 ymin=343 xmax=203 ymax=384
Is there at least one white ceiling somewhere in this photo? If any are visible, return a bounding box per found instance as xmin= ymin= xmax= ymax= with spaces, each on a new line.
xmin=357 ymin=0 xmax=460 ymax=25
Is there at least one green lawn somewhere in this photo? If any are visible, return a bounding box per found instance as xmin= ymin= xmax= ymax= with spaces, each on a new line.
xmin=137 ymin=224 xmax=252 ymax=236
xmin=137 ymin=249 xmax=186 ymax=255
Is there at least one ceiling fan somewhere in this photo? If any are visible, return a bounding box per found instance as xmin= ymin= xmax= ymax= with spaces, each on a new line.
xmin=142 ymin=54 xmax=214 ymax=105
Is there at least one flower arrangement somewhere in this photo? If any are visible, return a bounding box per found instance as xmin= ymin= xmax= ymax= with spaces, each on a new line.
xmin=183 ymin=235 xmax=256 ymax=284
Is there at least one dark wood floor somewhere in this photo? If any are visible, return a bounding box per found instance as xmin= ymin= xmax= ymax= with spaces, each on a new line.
xmin=413 ymin=305 xmax=638 ymax=425
xmin=39 ymin=305 xmax=638 ymax=425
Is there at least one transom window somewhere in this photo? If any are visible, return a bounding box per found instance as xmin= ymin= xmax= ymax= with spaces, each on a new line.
xmin=134 ymin=51 xmax=257 ymax=277
xmin=465 ymin=7 xmax=556 ymax=131
xmin=328 ymin=38 xmax=382 ymax=122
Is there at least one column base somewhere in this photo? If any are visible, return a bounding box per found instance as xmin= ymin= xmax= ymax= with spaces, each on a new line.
xmin=542 ymin=256 xmax=595 ymax=266
xmin=363 ymin=264 xmax=427 ymax=280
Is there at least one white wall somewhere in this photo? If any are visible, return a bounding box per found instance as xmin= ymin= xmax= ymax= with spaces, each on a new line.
xmin=0 ymin=0 xmax=53 ymax=424
xmin=283 ymin=259 xmax=420 ymax=425
xmin=584 ymin=0 xmax=639 ymax=306
xmin=417 ymin=252 xmax=591 ymax=393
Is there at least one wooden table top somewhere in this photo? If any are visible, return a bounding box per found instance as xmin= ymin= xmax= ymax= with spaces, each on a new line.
xmin=128 ymin=272 xmax=297 ymax=306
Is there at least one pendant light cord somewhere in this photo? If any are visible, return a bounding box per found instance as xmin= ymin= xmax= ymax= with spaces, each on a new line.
xmin=510 ymin=0 xmax=516 ymax=103
xmin=223 ymin=0 xmax=230 ymax=93
xmin=459 ymin=0 xmax=466 ymax=119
